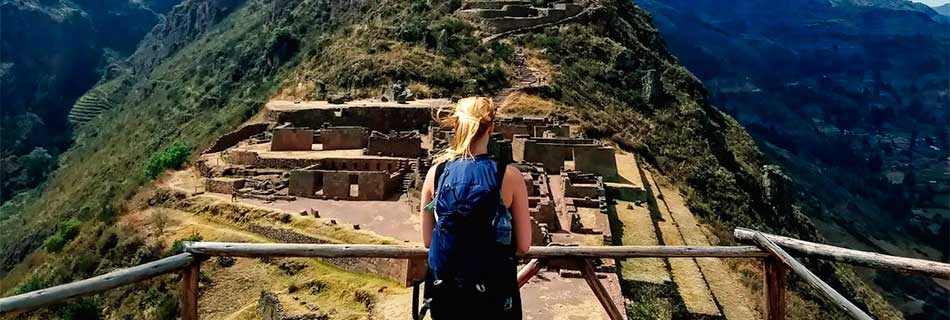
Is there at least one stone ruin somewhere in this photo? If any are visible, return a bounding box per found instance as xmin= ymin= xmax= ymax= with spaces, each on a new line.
xmin=457 ymin=0 xmax=591 ymax=35
xmin=494 ymin=116 xmax=570 ymax=139
xmin=561 ymin=170 xmax=610 ymax=240
xmin=288 ymin=158 xmax=409 ymax=201
xmin=318 ymin=126 xmax=366 ymax=150
xmin=366 ymin=130 xmax=424 ymax=158
xmin=512 ymin=135 xmax=618 ymax=179
xmin=271 ymin=127 xmax=314 ymax=151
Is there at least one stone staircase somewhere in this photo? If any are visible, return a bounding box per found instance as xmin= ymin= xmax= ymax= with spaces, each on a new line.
xmin=492 ymin=51 xmax=541 ymax=106
xmin=397 ymin=160 xmax=420 ymax=193
xmin=458 ymin=0 xmax=595 ymax=41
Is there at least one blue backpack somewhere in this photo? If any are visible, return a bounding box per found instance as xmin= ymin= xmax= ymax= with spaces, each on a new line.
xmin=421 ymin=155 xmax=521 ymax=319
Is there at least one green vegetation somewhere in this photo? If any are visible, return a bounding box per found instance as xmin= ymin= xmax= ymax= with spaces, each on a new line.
xmin=144 ymin=142 xmax=191 ymax=179
xmin=0 ymin=0 xmax=904 ymax=318
xmin=43 ymin=219 xmax=83 ymax=253
xmin=169 ymin=233 xmax=203 ymax=255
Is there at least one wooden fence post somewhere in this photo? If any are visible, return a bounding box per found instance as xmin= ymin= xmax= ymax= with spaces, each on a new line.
xmin=181 ymin=261 xmax=200 ymax=320
xmin=764 ymin=257 xmax=787 ymax=320
xmin=579 ymin=259 xmax=624 ymax=320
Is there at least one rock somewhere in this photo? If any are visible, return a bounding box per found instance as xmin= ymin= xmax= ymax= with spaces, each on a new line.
xmin=313 ymin=80 xmax=326 ymax=100
xmin=328 ymin=93 xmax=348 ymax=104
xmin=299 ymin=210 xmax=308 ymax=216
xmin=390 ymin=80 xmax=412 ymax=104
xmin=311 ymin=209 xmax=320 ymax=218
xmin=279 ymin=213 xmax=292 ymax=223
xmin=353 ymin=224 xmax=360 ymax=230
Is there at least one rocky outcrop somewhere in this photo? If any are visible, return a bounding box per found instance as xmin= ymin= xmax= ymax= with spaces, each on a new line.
xmin=129 ymin=0 xmax=244 ymax=75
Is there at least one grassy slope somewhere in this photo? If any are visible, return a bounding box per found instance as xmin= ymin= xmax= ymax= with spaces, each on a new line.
xmin=0 ymin=0 xmax=902 ymax=318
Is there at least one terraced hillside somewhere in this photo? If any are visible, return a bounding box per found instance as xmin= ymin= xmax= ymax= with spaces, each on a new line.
xmin=68 ymin=90 xmax=115 ymax=124
xmin=0 ymin=0 xmax=904 ymax=318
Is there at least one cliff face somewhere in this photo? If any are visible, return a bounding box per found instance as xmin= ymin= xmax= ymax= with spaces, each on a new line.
xmin=0 ymin=0 xmax=182 ymax=202
xmin=635 ymin=0 xmax=949 ymax=317
xmin=0 ymin=0 xmax=902 ymax=318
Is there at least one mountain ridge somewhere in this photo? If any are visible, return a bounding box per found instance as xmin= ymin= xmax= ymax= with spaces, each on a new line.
xmin=0 ymin=0 xmax=908 ymax=318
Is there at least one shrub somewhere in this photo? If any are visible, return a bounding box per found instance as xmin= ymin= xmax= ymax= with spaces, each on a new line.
xmin=169 ymin=233 xmax=203 ymax=255
xmin=60 ymin=218 xmax=82 ymax=240
xmin=44 ymin=233 xmax=67 ymax=252
xmin=144 ymin=143 xmax=191 ymax=179
xmin=61 ymin=298 xmax=101 ymax=320
xmin=14 ymin=273 xmax=47 ymax=294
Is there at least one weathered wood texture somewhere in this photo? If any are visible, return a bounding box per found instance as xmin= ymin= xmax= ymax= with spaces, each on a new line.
xmin=181 ymin=262 xmax=200 ymax=320
xmin=764 ymin=258 xmax=787 ymax=320
xmin=735 ymin=227 xmax=950 ymax=279
xmin=753 ymin=232 xmax=873 ymax=320
xmin=0 ymin=253 xmax=196 ymax=316
xmin=580 ymin=259 xmax=625 ymax=320
xmin=184 ymin=242 xmax=769 ymax=259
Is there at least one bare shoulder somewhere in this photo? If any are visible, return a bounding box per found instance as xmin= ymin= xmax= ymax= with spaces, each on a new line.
xmin=504 ymin=164 xmax=523 ymax=182
xmin=425 ymin=163 xmax=439 ymax=179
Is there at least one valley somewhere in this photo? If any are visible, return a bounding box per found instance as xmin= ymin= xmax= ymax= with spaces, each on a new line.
xmin=0 ymin=0 xmax=935 ymax=319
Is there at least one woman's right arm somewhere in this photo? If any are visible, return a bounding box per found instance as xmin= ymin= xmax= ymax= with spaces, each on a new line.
xmin=420 ymin=165 xmax=438 ymax=248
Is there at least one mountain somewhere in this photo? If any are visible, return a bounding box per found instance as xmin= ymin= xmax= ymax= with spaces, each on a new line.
xmin=634 ymin=0 xmax=949 ymax=318
xmin=0 ymin=0 xmax=182 ymax=202
xmin=0 ymin=0 xmax=907 ymax=318
xmin=935 ymin=3 xmax=950 ymax=16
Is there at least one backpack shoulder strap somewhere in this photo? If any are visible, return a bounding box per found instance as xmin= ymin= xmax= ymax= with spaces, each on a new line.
xmin=433 ymin=161 xmax=448 ymax=193
xmin=495 ymin=159 xmax=507 ymax=187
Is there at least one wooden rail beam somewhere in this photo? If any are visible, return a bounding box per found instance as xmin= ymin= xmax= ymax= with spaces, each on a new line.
xmin=517 ymin=259 xmax=544 ymax=288
xmin=753 ymin=232 xmax=873 ymax=320
xmin=735 ymin=227 xmax=950 ymax=279
xmin=0 ymin=253 xmax=196 ymax=316
xmin=579 ymin=259 xmax=625 ymax=320
xmin=183 ymin=242 xmax=769 ymax=259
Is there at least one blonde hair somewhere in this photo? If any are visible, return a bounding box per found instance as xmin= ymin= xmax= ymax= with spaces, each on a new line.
xmin=433 ymin=97 xmax=496 ymax=164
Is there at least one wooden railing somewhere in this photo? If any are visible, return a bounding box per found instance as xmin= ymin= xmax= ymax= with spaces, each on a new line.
xmin=1 ymin=228 xmax=947 ymax=319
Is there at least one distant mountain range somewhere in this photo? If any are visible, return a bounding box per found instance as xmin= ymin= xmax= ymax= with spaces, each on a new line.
xmin=635 ymin=0 xmax=949 ymax=318
xmin=935 ymin=3 xmax=950 ymax=16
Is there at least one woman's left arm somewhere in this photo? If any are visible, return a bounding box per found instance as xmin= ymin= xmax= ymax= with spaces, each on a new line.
xmin=504 ymin=165 xmax=532 ymax=255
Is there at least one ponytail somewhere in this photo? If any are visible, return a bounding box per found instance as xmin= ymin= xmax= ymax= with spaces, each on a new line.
xmin=433 ymin=97 xmax=496 ymax=164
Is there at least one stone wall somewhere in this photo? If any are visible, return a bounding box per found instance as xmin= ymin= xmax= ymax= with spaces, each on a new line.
xmin=289 ymin=169 xmax=402 ymax=200
xmin=205 ymin=177 xmax=246 ymax=194
xmin=227 ymin=150 xmax=262 ymax=166
xmin=288 ymin=170 xmax=321 ymax=197
xmin=203 ymin=122 xmax=270 ymax=154
xmin=320 ymin=126 xmax=367 ymax=150
xmin=512 ymin=135 xmax=618 ymax=179
xmin=366 ymin=131 xmax=423 ymax=158
xmin=268 ymin=105 xmax=432 ymax=133
xmin=574 ymin=145 xmax=618 ymax=180
xmin=561 ymin=171 xmax=605 ymax=199
xmin=271 ymin=127 xmax=314 ymax=151
xmin=319 ymin=157 xmax=406 ymax=172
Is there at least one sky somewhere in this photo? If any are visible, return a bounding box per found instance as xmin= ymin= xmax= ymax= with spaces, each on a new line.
xmin=912 ymin=0 xmax=950 ymax=7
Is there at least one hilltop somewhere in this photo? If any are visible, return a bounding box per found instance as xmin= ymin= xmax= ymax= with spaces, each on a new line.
xmin=0 ymin=0 xmax=906 ymax=318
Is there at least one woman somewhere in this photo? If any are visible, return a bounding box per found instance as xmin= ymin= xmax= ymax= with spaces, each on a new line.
xmin=419 ymin=97 xmax=531 ymax=319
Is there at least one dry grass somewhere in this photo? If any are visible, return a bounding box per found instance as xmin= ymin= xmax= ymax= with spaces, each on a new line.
xmin=499 ymin=92 xmax=560 ymax=117
xmin=121 ymin=204 xmax=410 ymax=320
xmin=610 ymin=200 xmax=670 ymax=284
